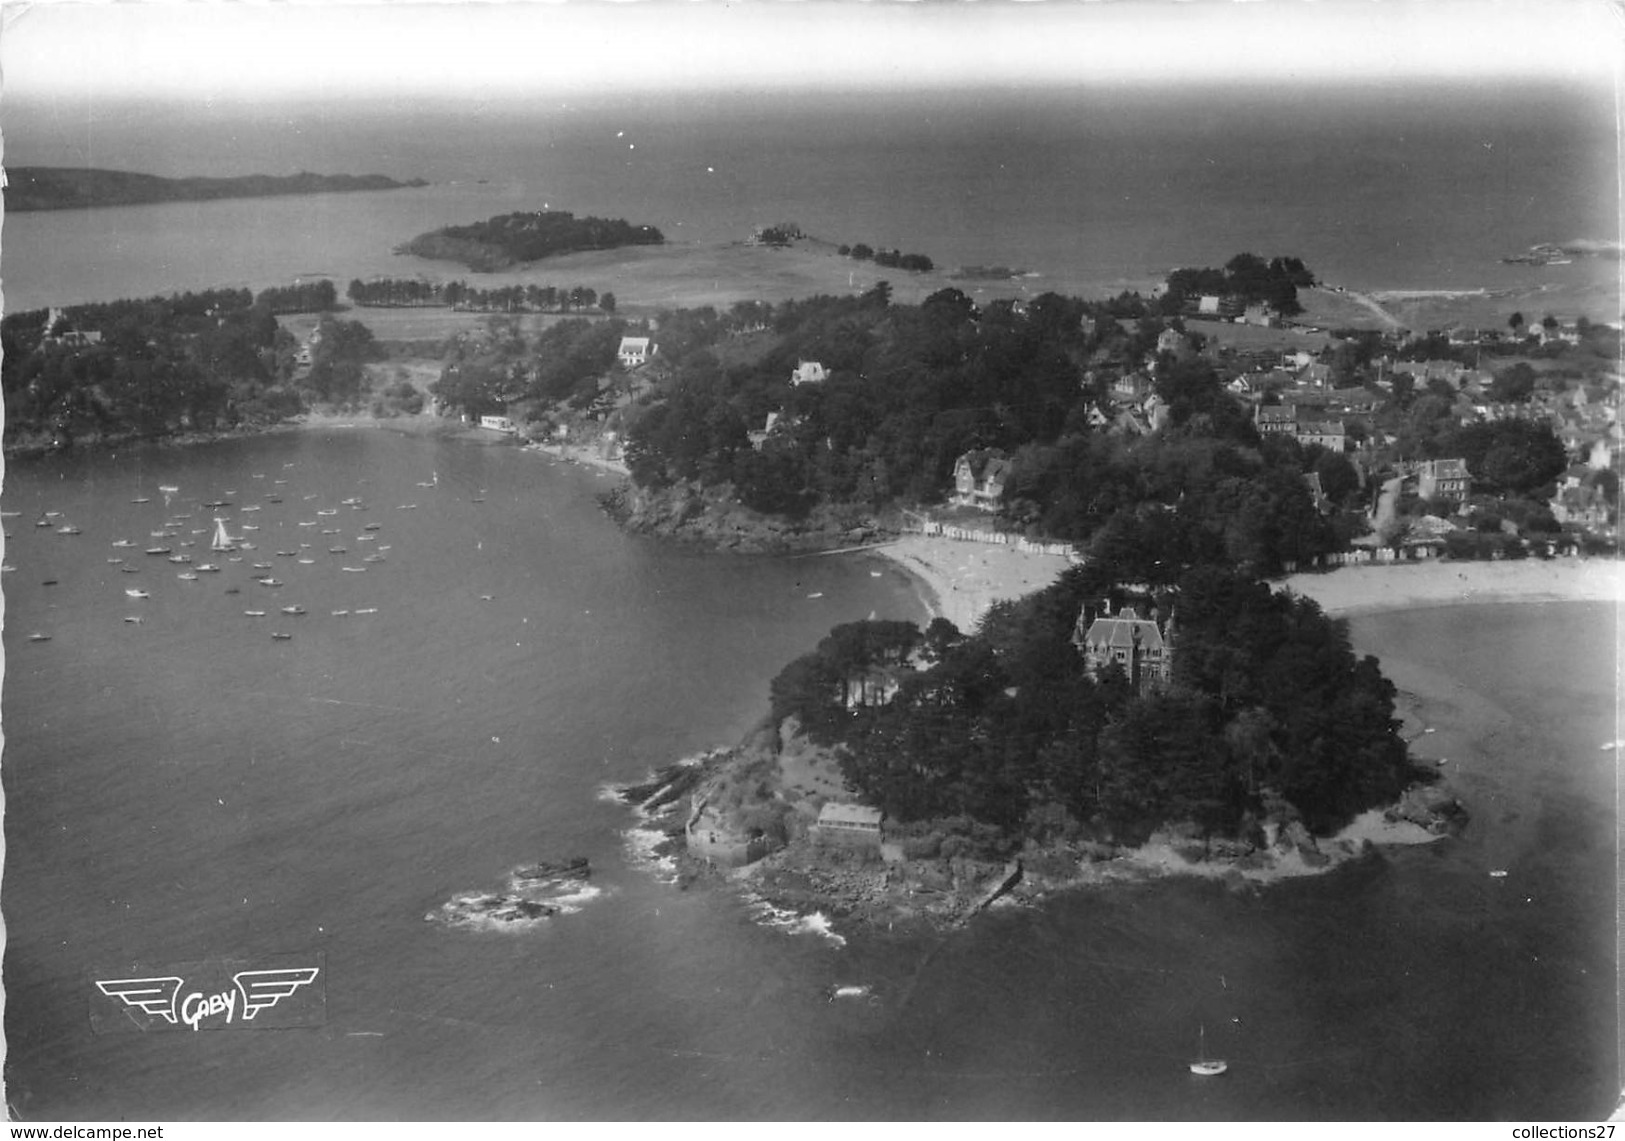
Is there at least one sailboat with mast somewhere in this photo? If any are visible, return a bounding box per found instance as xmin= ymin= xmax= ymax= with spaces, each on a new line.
xmin=1189 ymin=1024 xmax=1227 ymax=1076
xmin=211 ymin=517 xmax=239 ymax=553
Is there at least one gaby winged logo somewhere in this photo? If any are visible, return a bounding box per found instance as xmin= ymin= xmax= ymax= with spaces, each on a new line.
xmin=90 ymin=954 xmax=325 ymax=1033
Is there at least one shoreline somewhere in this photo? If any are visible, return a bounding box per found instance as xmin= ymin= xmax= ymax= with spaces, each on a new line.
xmin=864 ymin=534 xmax=1620 ymax=632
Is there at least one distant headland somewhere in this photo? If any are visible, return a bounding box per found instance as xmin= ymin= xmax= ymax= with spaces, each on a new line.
xmin=5 ymin=167 xmax=429 ymax=212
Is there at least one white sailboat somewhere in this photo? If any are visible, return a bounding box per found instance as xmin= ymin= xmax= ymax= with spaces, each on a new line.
xmin=1189 ymin=1024 xmax=1227 ymax=1076
xmin=211 ymin=517 xmax=237 ymax=552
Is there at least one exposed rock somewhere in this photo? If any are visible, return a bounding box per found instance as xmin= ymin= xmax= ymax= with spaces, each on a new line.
xmin=1388 ymin=782 xmax=1468 ymax=833
xmin=513 ymin=856 xmax=590 ymax=884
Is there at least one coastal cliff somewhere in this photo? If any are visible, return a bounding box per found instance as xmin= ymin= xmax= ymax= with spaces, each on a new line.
xmin=607 ymin=479 xmax=890 ymax=554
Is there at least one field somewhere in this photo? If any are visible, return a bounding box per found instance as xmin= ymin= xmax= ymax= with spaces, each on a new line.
xmin=273 ymin=242 xmax=1618 ymax=348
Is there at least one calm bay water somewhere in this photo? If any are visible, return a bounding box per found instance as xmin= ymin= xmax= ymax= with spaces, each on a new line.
xmin=1 ymin=429 xmax=1616 ymax=1119
xmin=4 ymin=84 xmax=1618 ymax=311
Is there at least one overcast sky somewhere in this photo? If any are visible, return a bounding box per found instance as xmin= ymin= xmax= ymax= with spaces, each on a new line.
xmin=4 ymin=0 xmax=1621 ymax=107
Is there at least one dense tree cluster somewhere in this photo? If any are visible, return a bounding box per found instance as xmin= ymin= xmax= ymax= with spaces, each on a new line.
xmin=1 ymin=290 xmax=299 ymax=445
xmin=301 ymin=317 xmax=384 ymax=406
xmin=346 ymin=278 xmax=615 ymax=313
xmin=768 ymin=560 xmax=1418 ymax=839
xmin=255 ymin=280 xmax=339 ymax=315
xmin=615 ymin=289 xmax=1339 ymax=572
xmin=1161 ymin=254 xmax=1314 ymax=317
xmin=430 ymin=316 xmax=630 ymax=415
xmin=837 ymin=243 xmax=935 ymax=272
xmin=398 ymin=210 xmax=664 ymax=272
xmin=625 ymin=289 xmax=1093 ymax=512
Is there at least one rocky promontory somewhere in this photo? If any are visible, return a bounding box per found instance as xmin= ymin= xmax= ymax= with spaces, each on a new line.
xmin=617 ymin=715 xmax=1468 ymax=934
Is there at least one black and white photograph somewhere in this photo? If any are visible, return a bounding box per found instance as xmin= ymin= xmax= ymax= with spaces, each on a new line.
xmin=1 ymin=0 xmax=1620 ymax=1123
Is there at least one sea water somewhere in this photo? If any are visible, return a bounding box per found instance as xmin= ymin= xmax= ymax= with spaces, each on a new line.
xmin=4 ymin=83 xmax=1617 ymax=311
xmin=2 ymin=430 xmax=1616 ymax=1119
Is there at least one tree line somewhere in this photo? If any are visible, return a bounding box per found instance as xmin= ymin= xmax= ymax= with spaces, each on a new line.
xmin=347 ymin=278 xmax=615 ymax=314
xmin=837 ymin=243 xmax=935 ymax=272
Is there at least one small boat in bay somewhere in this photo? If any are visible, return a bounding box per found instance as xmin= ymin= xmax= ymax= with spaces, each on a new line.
xmin=112 ymin=539 xmax=135 ymax=548
xmin=146 ymin=547 xmax=172 ymax=556
xmin=28 ymin=633 xmax=51 ymax=643
xmin=280 ymin=606 xmax=307 ymax=616
xmin=1189 ymin=1026 xmax=1227 ymax=1077
xmin=177 ymin=572 xmax=199 ymax=581
xmin=125 ymin=589 xmax=150 ymax=599
xmin=244 ymin=610 xmax=267 ymax=617
xmin=271 ymin=632 xmax=292 ymax=641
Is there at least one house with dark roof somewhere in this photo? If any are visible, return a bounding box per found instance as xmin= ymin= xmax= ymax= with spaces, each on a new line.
xmin=1254 ymin=405 xmax=1298 ymax=435
xmin=1295 ymin=419 xmax=1347 ymax=451
xmin=1072 ymin=605 xmax=1174 ymax=692
xmin=1416 ymin=458 xmax=1471 ymax=502
xmin=952 ymin=449 xmax=1012 ymax=511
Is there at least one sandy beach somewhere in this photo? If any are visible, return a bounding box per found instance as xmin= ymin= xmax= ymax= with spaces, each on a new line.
xmin=873 ymin=533 xmax=1621 ymax=633
xmin=1280 ymin=557 xmax=1623 ymax=616
xmin=873 ymin=533 xmax=1076 ymax=633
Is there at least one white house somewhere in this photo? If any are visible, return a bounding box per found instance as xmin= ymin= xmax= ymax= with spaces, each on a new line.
xmin=479 ymin=415 xmax=518 ymax=434
xmin=617 ymin=337 xmax=655 ymax=368
xmin=790 ymin=360 xmax=828 ymax=386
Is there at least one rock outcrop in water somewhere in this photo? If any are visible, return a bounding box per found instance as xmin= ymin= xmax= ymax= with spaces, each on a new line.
xmin=428 ymin=857 xmax=597 ymax=929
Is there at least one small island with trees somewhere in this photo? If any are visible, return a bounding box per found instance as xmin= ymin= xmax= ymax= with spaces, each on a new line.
xmin=6 ymin=167 xmax=428 ymax=212
xmin=397 ymin=210 xmax=665 ymax=272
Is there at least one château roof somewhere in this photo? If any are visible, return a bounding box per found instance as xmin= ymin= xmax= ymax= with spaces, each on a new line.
xmin=1080 ymin=608 xmax=1167 ymax=653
